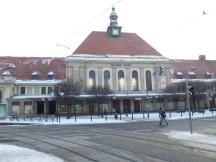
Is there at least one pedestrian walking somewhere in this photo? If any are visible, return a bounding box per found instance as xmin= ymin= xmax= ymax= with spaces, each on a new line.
xmin=159 ymin=107 xmax=168 ymax=126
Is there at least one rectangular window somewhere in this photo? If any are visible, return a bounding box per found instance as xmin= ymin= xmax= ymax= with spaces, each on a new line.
xmin=41 ymin=87 xmax=46 ymax=95
xmin=34 ymin=87 xmax=40 ymax=95
xmin=48 ymin=87 xmax=53 ymax=94
xmin=27 ymin=87 xmax=32 ymax=95
xmin=20 ymin=87 xmax=25 ymax=95
xmin=16 ymin=87 xmax=19 ymax=95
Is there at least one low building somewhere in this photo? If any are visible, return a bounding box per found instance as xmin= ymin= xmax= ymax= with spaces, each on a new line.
xmin=0 ymin=57 xmax=65 ymax=116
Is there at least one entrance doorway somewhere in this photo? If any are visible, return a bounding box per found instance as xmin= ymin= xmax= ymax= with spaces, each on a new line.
xmin=134 ymin=100 xmax=140 ymax=113
xmin=123 ymin=100 xmax=130 ymax=113
xmin=37 ymin=101 xmax=44 ymax=114
xmin=49 ymin=101 xmax=56 ymax=114
xmin=112 ymin=100 xmax=120 ymax=113
xmin=89 ymin=104 xmax=94 ymax=114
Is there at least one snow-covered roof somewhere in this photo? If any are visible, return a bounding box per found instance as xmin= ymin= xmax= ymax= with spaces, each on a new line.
xmin=48 ymin=71 xmax=55 ymax=75
xmin=78 ymin=92 xmax=178 ymax=99
xmin=171 ymin=78 xmax=216 ymax=83
xmin=68 ymin=54 xmax=169 ymax=62
xmin=32 ymin=71 xmax=39 ymax=75
xmin=206 ymin=72 xmax=211 ymax=75
xmin=15 ymin=79 xmax=64 ymax=85
xmin=2 ymin=71 xmax=11 ymax=76
xmin=188 ymin=71 xmax=196 ymax=75
xmin=12 ymin=95 xmax=54 ymax=100
xmin=176 ymin=72 xmax=183 ymax=75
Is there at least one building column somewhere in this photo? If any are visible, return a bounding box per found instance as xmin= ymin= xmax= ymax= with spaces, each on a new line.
xmin=33 ymin=101 xmax=37 ymax=115
xmin=140 ymin=68 xmax=145 ymax=92
xmin=44 ymin=101 xmax=47 ymax=114
xmin=7 ymin=99 xmax=12 ymax=115
xmin=83 ymin=100 xmax=88 ymax=113
xmin=141 ymin=99 xmax=145 ymax=113
xmin=120 ymin=99 xmax=123 ymax=113
xmin=108 ymin=100 xmax=112 ymax=113
xmin=98 ymin=67 xmax=103 ymax=87
xmin=139 ymin=100 xmax=142 ymax=113
xmin=130 ymin=99 xmax=134 ymax=112
xmin=20 ymin=101 xmax=25 ymax=115
xmin=112 ymin=67 xmax=116 ymax=91
xmin=66 ymin=63 xmax=73 ymax=80
xmin=79 ymin=67 xmax=86 ymax=90
xmin=126 ymin=68 xmax=131 ymax=92
xmin=73 ymin=67 xmax=80 ymax=81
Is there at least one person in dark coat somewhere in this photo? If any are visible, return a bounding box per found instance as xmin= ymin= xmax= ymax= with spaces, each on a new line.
xmin=159 ymin=107 xmax=168 ymax=126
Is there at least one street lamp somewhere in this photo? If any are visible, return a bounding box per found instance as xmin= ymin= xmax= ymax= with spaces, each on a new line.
xmin=186 ymin=78 xmax=193 ymax=134
xmin=146 ymin=90 xmax=150 ymax=118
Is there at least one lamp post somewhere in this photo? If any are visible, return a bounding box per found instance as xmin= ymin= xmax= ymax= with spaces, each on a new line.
xmin=146 ymin=90 xmax=150 ymax=118
xmin=186 ymin=78 xmax=193 ymax=134
xmin=59 ymin=92 xmax=64 ymax=123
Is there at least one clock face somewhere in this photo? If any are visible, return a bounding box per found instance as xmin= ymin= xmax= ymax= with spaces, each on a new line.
xmin=112 ymin=29 xmax=119 ymax=35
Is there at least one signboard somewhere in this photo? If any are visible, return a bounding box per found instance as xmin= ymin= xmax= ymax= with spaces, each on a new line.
xmin=0 ymin=104 xmax=7 ymax=119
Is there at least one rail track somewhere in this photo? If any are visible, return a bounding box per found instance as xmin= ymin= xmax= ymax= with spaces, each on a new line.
xmin=1 ymin=124 xmax=216 ymax=162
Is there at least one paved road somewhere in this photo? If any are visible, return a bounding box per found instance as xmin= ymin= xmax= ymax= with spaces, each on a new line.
xmin=0 ymin=116 xmax=216 ymax=162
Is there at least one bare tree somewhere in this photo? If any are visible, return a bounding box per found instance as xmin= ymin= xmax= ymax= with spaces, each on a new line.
xmin=165 ymin=80 xmax=215 ymax=110
xmin=164 ymin=82 xmax=186 ymax=110
xmin=86 ymin=85 xmax=112 ymax=116
xmin=57 ymin=79 xmax=82 ymax=119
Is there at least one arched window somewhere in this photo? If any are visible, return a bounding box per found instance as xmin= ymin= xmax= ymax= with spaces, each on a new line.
xmin=132 ymin=71 xmax=138 ymax=91
xmin=118 ymin=70 xmax=124 ymax=91
xmin=89 ymin=70 xmax=96 ymax=87
xmin=104 ymin=70 xmax=110 ymax=88
xmin=146 ymin=70 xmax=152 ymax=91
xmin=0 ymin=89 xmax=2 ymax=103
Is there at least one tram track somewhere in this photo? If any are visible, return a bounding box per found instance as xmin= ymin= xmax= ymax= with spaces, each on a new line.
xmin=1 ymin=131 xmax=156 ymax=162
xmin=1 ymin=124 xmax=216 ymax=162
xmin=85 ymin=129 xmax=216 ymax=160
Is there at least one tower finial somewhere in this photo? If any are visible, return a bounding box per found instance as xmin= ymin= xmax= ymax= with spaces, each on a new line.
xmin=109 ymin=6 xmax=118 ymax=26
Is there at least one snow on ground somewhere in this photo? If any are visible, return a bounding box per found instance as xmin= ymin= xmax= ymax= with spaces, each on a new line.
xmin=0 ymin=110 xmax=216 ymax=125
xmin=164 ymin=131 xmax=216 ymax=145
xmin=0 ymin=111 xmax=216 ymax=161
xmin=0 ymin=144 xmax=63 ymax=162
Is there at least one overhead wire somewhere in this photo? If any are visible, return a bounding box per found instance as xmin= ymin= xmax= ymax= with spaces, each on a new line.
xmin=57 ymin=0 xmax=123 ymax=48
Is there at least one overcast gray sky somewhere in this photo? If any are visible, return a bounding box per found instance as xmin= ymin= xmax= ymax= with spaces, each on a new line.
xmin=0 ymin=0 xmax=216 ymax=60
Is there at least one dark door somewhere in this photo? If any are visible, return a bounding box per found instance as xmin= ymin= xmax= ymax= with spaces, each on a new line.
xmin=37 ymin=101 xmax=44 ymax=114
xmin=112 ymin=100 xmax=120 ymax=113
xmin=134 ymin=100 xmax=140 ymax=113
xmin=49 ymin=101 xmax=56 ymax=114
xmin=89 ymin=104 xmax=94 ymax=114
xmin=123 ymin=100 xmax=130 ymax=113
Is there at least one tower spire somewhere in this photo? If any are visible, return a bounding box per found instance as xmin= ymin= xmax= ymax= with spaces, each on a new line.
xmin=107 ymin=7 xmax=122 ymax=38
xmin=109 ymin=7 xmax=118 ymax=27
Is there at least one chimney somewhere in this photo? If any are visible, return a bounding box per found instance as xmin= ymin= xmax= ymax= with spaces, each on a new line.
xmin=199 ymin=55 xmax=206 ymax=61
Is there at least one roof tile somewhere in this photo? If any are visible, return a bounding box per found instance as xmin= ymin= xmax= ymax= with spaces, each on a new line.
xmin=73 ymin=31 xmax=162 ymax=56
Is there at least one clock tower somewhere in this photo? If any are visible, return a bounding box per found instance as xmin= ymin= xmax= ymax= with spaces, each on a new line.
xmin=107 ymin=7 xmax=122 ymax=38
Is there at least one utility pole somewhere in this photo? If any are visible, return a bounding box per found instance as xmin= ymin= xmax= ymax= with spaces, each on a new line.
xmin=186 ymin=78 xmax=193 ymax=134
